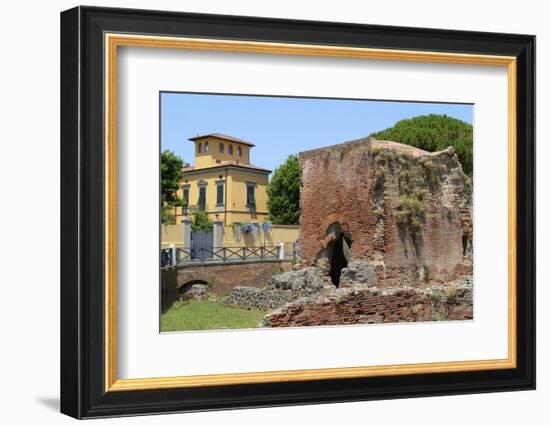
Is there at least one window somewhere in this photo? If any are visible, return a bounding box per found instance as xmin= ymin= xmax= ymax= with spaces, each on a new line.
xmin=237 ymin=146 xmax=242 ymax=157
xmin=219 ymin=143 xmax=224 ymax=153
xmin=182 ymin=186 xmax=189 ymax=207
xmin=228 ymin=144 xmax=233 ymax=155
xmin=246 ymin=183 xmax=256 ymax=206
xmin=197 ymin=142 xmax=202 ymax=153
xmin=198 ymin=186 xmax=206 ymax=211
xmin=216 ymin=183 xmax=224 ymax=205
xmin=204 ymin=142 xmax=209 ymax=152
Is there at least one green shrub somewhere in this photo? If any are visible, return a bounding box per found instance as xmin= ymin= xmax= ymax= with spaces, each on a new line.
xmin=394 ymin=195 xmax=425 ymax=241
xmin=191 ymin=211 xmax=213 ymax=232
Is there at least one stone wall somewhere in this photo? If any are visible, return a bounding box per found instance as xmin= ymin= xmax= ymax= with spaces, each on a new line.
xmin=225 ymin=267 xmax=324 ymax=310
xmin=260 ymin=281 xmax=473 ymax=327
xmin=224 ymin=287 xmax=297 ymax=310
xmin=177 ymin=260 xmax=292 ymax=296
xmin=298 ymin=138 xmax=472 ymax=286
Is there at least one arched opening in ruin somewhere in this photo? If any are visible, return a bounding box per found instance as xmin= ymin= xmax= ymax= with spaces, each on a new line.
xmin=178 ymin=279 xmax=209 ymax=301
xmin=325 ymin=223 xmax=352 ymax=287
xmin=179 ymin=279 xmax=208 ymax=293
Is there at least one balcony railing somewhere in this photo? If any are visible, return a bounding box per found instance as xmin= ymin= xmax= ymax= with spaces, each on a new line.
xmin=184 ymin=204 xmax=209 ymax=214
xmin=175 ymin=246 xmax=280 ymax=264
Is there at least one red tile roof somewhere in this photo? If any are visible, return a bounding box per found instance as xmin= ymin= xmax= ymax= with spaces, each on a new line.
xmin=182 ymin=160 xmax=271 ymax=174
xmin=188 ymin=133 xmax=256 ymax=147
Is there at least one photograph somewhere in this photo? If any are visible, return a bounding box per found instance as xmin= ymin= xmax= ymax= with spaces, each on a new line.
xmin=159 ymin=93 xmax=474 ymax=332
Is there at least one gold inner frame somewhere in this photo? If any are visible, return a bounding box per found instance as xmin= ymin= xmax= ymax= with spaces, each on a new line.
xmin=104 ymin=33 xmax=517 ymax=392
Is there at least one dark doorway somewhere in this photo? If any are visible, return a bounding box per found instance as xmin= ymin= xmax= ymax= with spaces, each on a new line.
xmin=329 ymin=233 xmax=351 ymax=287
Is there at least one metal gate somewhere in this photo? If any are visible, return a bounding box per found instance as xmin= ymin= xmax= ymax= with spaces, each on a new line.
xmin=191 ymin=231 xmax=213 ymax=260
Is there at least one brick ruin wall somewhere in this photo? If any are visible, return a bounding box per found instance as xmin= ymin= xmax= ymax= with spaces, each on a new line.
xmin=298 ymin=138 xmax=473 ymax=287
xmin=261 ymin=283 xmax=473 ymax=328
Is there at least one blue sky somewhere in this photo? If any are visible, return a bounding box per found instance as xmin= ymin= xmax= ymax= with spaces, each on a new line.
xmin=161 ymin=92 xmax=473 ymax=173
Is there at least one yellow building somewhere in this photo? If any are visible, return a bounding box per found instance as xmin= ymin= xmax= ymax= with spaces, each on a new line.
xmin=173 ymin=133 xmax=271 ymax=226
xmin=162 ymin=133 xmax=300 ymax=253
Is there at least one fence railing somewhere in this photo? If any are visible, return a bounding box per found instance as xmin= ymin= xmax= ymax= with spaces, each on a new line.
xmin=175 ymin=246 xmax=281 ymax=264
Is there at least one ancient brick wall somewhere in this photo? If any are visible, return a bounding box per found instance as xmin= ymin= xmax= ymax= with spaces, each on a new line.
xmin=298 ymin=138 xmax=472 ymax=286
xmin=176 ymin=260 xmax=292 ymax=296
xmin=261 ymin=284 xmax=473 ymax=327
xmin=299 ymin=139 xmax=376 ymax=265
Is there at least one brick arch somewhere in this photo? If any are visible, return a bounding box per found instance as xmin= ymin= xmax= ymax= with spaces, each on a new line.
xmin=176 ymin=261 xmax=290 ymax=296
xmin=179 ymin=279 xmax=209 ymax=291
xmin=321 ymin=213 xmax=351 ymax=248
xmin=322 ymin=213 xmax=347 ymax=230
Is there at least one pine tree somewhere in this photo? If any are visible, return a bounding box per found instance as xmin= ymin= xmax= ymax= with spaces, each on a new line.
xmin=369 ymin=114 xmax=473 ymax=176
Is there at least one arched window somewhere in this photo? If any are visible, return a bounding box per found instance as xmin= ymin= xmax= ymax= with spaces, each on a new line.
xmin=219 ymin=143 xmax=224 ymax=153
xmin=198 ymin=142 xmax=202 ymax=153
xmin=205 ymin=142 xmax=209 ymax=152
xmin=228 ymin=144 xmax=233 ymax=155
xmin=237 ymin=146 xmax=242 ymax=157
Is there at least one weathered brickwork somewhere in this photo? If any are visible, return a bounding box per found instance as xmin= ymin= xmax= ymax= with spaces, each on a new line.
xmin=299 ymin=138 xmax=472 ymax=286
xmin=261 ymin=282 xmax=473 ymax=327
xmin=177 ymin=260 xmax=292 ymax=296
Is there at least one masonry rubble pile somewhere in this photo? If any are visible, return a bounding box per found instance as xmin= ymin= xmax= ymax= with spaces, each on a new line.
xmin=339 ymin=261 xmax=379 ymax=287
xmin=260 ymin=278 xmax=473 ymax=327
xmin=225 ymin=261 xmax=473 ymax=326
xmin=182 ymin=283 xmax=209 ymax=300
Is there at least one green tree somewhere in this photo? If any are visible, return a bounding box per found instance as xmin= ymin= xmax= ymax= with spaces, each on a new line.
xmin=267 ymin=154 xmax=300 ymax=225
xmin=369 ymin=114 xmax=473 ymax=176
xmin=161 ymin=150 xmax=184 ymax=224
xmin=191 ymin=211 xmax=213 ymax=232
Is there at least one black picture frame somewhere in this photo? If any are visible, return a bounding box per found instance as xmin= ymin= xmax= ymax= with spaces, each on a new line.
xmin=60 ymin=5 xmax=535 ymax=419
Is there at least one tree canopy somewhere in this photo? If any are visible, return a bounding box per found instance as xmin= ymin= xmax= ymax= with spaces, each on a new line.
xmin=161 ymin=150 xmax=184 ymax=224
xmin=369 ymin=114 xmax=473 ymax=176
xmin=267 ymin=154 xmax=300 ymax=225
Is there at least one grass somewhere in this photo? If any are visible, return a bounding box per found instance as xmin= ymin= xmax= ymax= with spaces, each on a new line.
xmin=161 ymin=300 xmax=268 ymax=332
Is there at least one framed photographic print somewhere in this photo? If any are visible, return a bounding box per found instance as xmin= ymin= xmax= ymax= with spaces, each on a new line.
xmin=60 ymin=6 xmax=535 ymax=419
